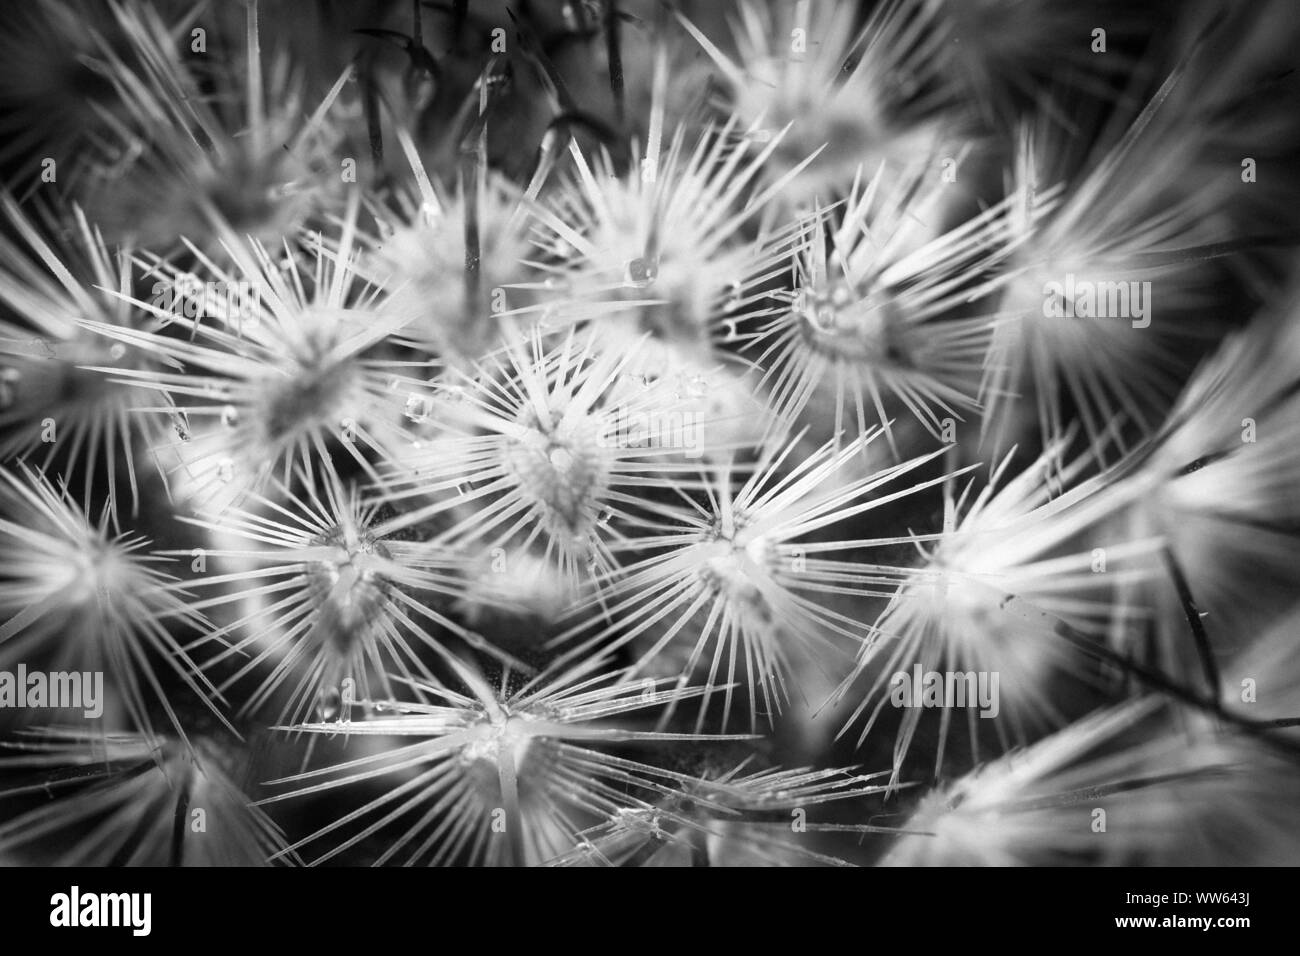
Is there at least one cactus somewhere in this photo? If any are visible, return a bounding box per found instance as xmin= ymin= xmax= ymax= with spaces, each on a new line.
xmin=1 ymin=0 xmax=1299 ymax=869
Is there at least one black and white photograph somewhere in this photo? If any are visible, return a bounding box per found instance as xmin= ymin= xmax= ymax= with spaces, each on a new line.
xmin=0 ymin=0 xmax=1294 ymax=922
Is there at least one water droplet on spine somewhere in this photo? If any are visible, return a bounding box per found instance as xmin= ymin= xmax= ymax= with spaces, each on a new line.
xmin=317 ymin=687 xmax=341 ymax=721
xmin=624 ymin=256 xmax=659 ymax=289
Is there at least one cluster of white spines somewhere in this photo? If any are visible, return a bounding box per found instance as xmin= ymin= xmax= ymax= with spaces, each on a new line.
xmin=0 ymin=0 xmax=1298 ymax=867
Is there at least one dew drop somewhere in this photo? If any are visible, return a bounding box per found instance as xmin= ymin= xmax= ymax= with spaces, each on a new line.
xmin=317 ymin=687 xmax=341 ymax=721
xmin=624 ymin=256 xmax=659 ymax=289
xmin=549 ymin=446 xmax=574 ymax=471
xmin=220 ymin=405 xmax=240 ymax=428
xmin=404 ymin=394 xmax=430 ymax=422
